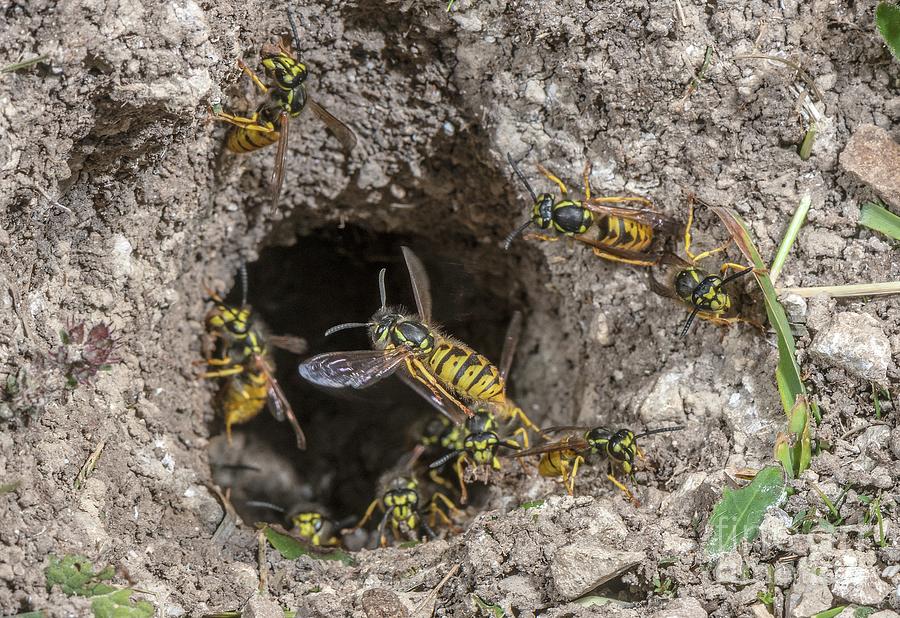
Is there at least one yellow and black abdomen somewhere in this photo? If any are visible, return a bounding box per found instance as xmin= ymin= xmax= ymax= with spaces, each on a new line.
xmin=427 ymin=340 xmax=505 ymax=403
xmin=539 ymin=449 xmax=575 ymax=478
xmin=595 ymin=215 xmax=654 ymax=252
xmin=221 ymin=372 xmax=268 ymax=436
xmin=226 ymin=122 xmax=280 ymax=153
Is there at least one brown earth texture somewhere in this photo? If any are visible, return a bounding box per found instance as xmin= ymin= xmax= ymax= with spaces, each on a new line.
xmin=1 ymin=0 xmax=899 ymax=616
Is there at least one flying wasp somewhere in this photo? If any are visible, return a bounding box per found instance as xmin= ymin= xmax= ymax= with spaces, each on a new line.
xmin=212 ymin=6 xmax=357 ymax=208
xmin=428 ymin=408 xmax=523 ymax=504
xmin=203 ymin=267 xmax=307 ymax=449
xmin=298 ymin=247 xmax=517 ymax=426
xmin=648 ymin=200 xmax=758 ymax=337
xmin=504 ymin=153 xmax=680 ymax=266
xmin=511 ymin=425 xmax=683 ymax=504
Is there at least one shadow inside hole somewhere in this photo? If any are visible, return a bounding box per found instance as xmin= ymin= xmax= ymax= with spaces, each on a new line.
xmin=208 ymin=226 xmax=516 ymax=530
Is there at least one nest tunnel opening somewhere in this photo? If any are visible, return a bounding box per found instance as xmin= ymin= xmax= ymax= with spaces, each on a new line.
xmin=207 ymin=226 xmax=527 ymax=538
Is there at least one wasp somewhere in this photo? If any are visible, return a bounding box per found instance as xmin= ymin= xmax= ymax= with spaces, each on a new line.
xmin=290 ymin=511 xmax=340 ymax=547
xmin=212 ymin=6 xmax=357 ymax=208
xmin=512 ymin=425 xmax=683 ymax=504
xmin=504 ymin=153 xmax=680 ymax=266
xmin=350 ymin=475 xmax=460 ymax=547
xmin=428 ymin=409 xmax=523 ymax=504
xmin=648 ymin=201 xmax=757 ymax=337
xmin=298 ymin=247 xmax=520 ymax=426
xmin=203 ymin=268 xmax=307 ymax=448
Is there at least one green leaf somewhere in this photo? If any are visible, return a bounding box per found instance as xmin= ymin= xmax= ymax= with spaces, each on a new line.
xmin=520 ymin=500 xmax=544 ymax=510
xmin=8 ymin=613 xmax=46 ymax=618
xmin=472 ymin=595 xmax=505 ymax=617
xmin=706 ymin=466 xmax=786 ymax=555
xmin=91 ymin=588 xmax=154 ymax=618
xmin=0 ymin=481 xmax=21 ymax=495
xmin=876 ymin=2 xmax=900 ymax=60
xmin=45 ymin=555 xmax=116 ymax=597
xmin=860 ymin=201 xmax=900 ymax=241
xmin=712 ymin=206 xmax=811 ymax=477
xmin=812 ymin=608 xmax=847 ymax=618
xmin=262 ymin=526 xmax=354 ymax=565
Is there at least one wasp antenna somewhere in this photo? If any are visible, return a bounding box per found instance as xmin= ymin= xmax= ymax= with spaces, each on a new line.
xmin=721 ymin=266 xmax=754 ymax=286
xmin=429 ymin=450 xmax=462 ymax=469
xmin=286 ymin=4 xmax=302 ymax=52
xmin=635 ymin=426 xmax=685 ymax=439
xmin=679 ymin=309 xmax=699 ymax=338
xmin=507 ymin=152 xmax=538 ymax=202
xmin=504 ymin=219 xmax=534 ymax=250
xmin=239 ymin=262 xmax=249 ymax=308
xmin=324 ymin=322 xmax=371 ymax=337
xmin=378 ymin=267 xmax=387 ymax=310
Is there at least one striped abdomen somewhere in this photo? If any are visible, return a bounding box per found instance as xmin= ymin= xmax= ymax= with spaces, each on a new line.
xmin=596 ymin=216 xmax=654 ymax=252
xmin=427 ymin=340 xmax=505 ymax=403
xmin=226 ymin=124 xmax=280 ymax=153
xmin=222 ymin=373 xmax=268 ymax=435
xmin=538 ymin=449 xmax=578 ymax=478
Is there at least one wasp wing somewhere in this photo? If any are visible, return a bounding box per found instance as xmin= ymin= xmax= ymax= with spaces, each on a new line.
xmin=583 ymin=198 xmax=680 ymax=234
xmin=253 ymin=354 xmax=307 ymax=450
xmin=573 ymin=233 xmax=661 ymax=266
xmin=396 ymin=370 xmax=468 ymax=426
xmin=498 ymin=310 xmax=523 ymax=383
xmin=298 ymin=348 xmax=408 ymax=389
xmin=509 ymin=436 xmax=591 ymax=458
xmin=400 ymin=246 xmax=433 ymax=322
xmin=268 ymin=334 xmax=309 ymax=355
xmin=309 ymin=98 xmax=358 ymax=152
xmin=540 ymin=425 xmax=592 ymax=435
xmin=270 ymin=111 xmax=290 ymax=209
xmin=647 ymin=252 xmax=689 ymax=300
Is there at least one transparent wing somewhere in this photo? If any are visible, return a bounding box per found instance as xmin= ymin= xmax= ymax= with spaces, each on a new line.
xmin=400 ymin=246 xmax=432 ymax=321
xmin=309 ymin=98 xmax=358 ymax=152
xmin=396 ymin=370 xmax=468 ymax=426
xmin=268 ymin=334 xmax=309 ymax=355
xmin=253 ymin=354 xmax=307 ymax=450
xmin=540 ymin=425 xmax=592 ymax=434
xmin=583 ymin=198 xmax=680 ymax=234
xmin=499 ymin=310 xmax=523 ymax=383
xmin=509 ymin=435 xmax=590 ymax=458
xmin=271 ymin=111 xmax=290 ymax=209
xmin=573 ymin=233 xmax=661 ymax=265
xmin=297 ymin=348 xmax=407 ymax=389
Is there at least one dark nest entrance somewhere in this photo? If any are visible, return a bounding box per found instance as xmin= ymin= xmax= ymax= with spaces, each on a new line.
xmin=207 ymin=227 xmax=519 ymax=532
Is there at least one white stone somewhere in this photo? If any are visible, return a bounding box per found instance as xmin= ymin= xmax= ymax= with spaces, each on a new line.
xmin=831 ymin=566 xmax=892 ymax=605
xmin=810 ymin=312 xmax=891 ymax=383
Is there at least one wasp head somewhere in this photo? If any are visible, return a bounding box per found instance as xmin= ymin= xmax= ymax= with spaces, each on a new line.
xmin=607 ymin=429 xmax=638 ymax=472
xmin=532 ymin=193 xmax=556 ymax=229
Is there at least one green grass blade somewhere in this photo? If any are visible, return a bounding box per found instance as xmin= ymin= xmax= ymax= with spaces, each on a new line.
xmin=777 ymin=282 xmax=900 ymax=297
xmin=711 ymin=207 xmax=811 ymax=477
xmin=261 ymin=525 xmax=354 ymax=565
xmin=706 ymin=466 xmax=786 ymax=555
xmin=877 ymin=2 xmax=900 ymax=60
xmin=770 ymin=194 xmax=811 ymax=284
xmin=860 ymin=201 xmax=900 ymax=240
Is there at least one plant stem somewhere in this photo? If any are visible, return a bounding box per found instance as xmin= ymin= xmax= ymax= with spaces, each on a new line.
xmin=770 ymin=194 xmax=811 ymax=284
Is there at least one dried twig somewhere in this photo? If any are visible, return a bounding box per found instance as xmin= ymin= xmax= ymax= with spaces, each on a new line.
xmin=412 ymin=563 xmax=460 ymax=617
xmin=209 ymin=484 xmax=242 ymax=546
xmin=734 ymin=54 xmax=825 ymax=110
xmin=1 ymin=55 xmax=48 ymax=74
xmin=74 ymin=439 xmax=106 ymax=490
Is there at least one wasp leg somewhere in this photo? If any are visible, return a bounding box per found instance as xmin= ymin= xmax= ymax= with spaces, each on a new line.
xmin=429 ymin=492 xmax=462 ymax=532
xmin=536 ymin=164 xmax=569 ymax=196
xmin=204 ymin=356 xmax=235 ymax=367
xmin=582 ymin=160 xmax=593 ymax=200
xmin=589 ymin=196 xmax=655 ymax=208
xmin=236 ymin=59 xmax=269 ymax=94
xmin=523 ymin=232 xmax=560 ymax=243
xmin=607 ymin=472 xmax=639 ymax=505
xmin=203 ymin=365 xmax=245 ymax=379
xmin=563 ymin=455 xmax=585 ymax=496
xmin=589 ymin=247 xmax=659 ymax=267
xmin=454 ymin=454 xmax=470 ymax=505
xmin=406 ymin=358 xmax=474 ymax=419
xmin=428 ymin=468 xmax=456 ymax=492
xmin=506 ymin=405 xmax=542 ymax=439
xmin=510 ymin=426 xmax=530 ymax=449
xmin=349 ymin=498 xmax=382 ymax=532
xmin=213 ymin=110 xmax=276 ymax=134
